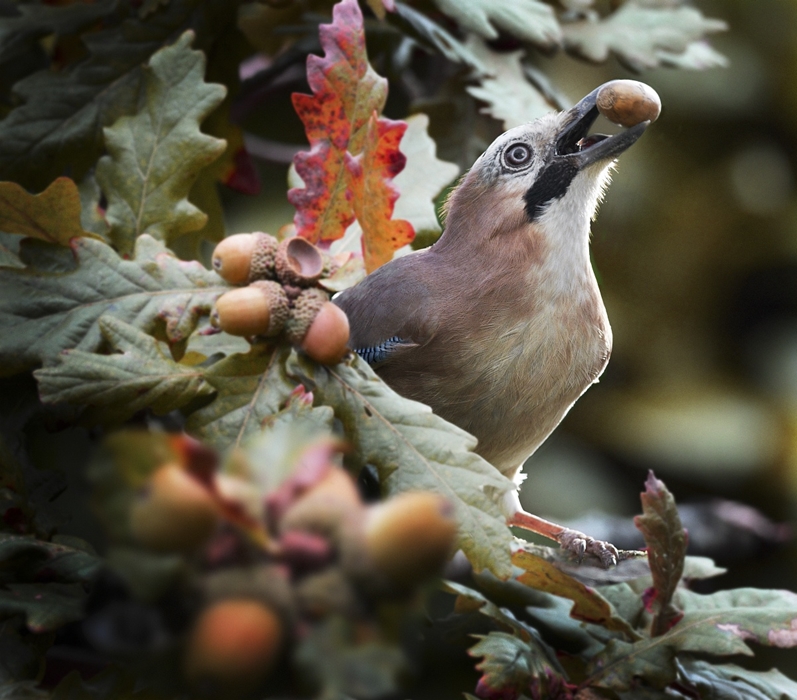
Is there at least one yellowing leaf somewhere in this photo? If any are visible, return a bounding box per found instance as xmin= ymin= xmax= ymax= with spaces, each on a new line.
xmin=288 ymin=0 xmax=414 ymax=272
xmin=347 ymin=114 xmax=414 ymax=273
xmin=96 ymin=31 xmax=227 ymax=255
xmin=0 ymin=178 xmax=97 ymax=246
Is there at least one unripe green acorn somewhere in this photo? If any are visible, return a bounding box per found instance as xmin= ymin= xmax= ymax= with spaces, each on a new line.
xmin=596 ymin=80 xmax=661 ymax=128
xmin=212 ymin=232 xmax=278 ymax=285
xmin=274 ymin=237 xmax=324 ymax=287
xmin=362 ymin=492 xmax=458 ymax=589
xmin=130 ymin=463 xmax=219 ymax=552
xmin=183 ymin=598 xmax=284 ymax=693
xmin=213 ymin=281 xmax=289 ymax=337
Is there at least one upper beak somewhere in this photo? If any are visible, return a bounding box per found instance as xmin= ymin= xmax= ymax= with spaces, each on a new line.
xmin=554 ymin=84 xmax=649 ymax=168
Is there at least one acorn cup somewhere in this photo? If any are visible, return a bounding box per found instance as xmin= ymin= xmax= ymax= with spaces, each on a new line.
xmin=183 ymin=598 xmax=285 ymax=694
xmin=212 ymin=232 xmax=279 ymax=285
xmin=213 ymin=281 xmax=289 ymax=337
xmin=286 ymin=288 xmax=350 ymax=365
xmin=129 ymin=463 xmax=220 ymax=552
xmin=275 ymin=237 xmax=325 ymax=287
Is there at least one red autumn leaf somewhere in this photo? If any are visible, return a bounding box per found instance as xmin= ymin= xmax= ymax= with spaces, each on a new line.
xmin=346 ymin=113 xmax=414 ymax=273
xmin=288 ymin=0 xmax=414 ymax=272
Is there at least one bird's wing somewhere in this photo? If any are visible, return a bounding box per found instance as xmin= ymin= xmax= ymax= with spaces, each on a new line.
xmin=333 ymin=251 xmax=437 ymax=368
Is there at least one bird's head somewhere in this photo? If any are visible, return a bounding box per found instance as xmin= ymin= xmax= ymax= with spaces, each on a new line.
xmin=440 ymin=81 xmax=658 ymax=260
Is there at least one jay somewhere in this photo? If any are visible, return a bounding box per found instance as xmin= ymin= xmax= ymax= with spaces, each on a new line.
xmin=334 ymin=82 xmax=657 ymax=566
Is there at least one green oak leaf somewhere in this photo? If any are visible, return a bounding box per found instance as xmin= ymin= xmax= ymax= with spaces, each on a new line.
xmin=433 ymin=0 xmax=561 ymax=49
xmin=0 ymin=178 xmax=98 ymax=245
xmin=562 ymin=2 xmax=727 ymax=72
xmin=392 ymin=114 xmax=459 ymax=242
xmin=586 ymin=588 xmax=797 ymax=691
xmin=513 ymin=547 xmax=638 ymax=638
xmin=287 ymin=353 xmax=514 ymax=578
xmin=0 ymin=234 xmax=226 ymax=377
xmin=0 ymin=0 xmax=115 ymax=71
xmin=469 ymin=631 xmax=559 ymax=699
xmin=391 ymin=4 xmax=488 ymax=76
xmin=0 ymin=0 xmax=244 ymax=191
xmin=0 ymin=583 xmax=86 ymax=633
xmin=35 ymin=317 xmax=215 ymax=424
xmin=465 ymin=37 xmax=557 ymax=130
xmin=185 ymin=344 xmax=299 ymax=452
xmin=0 ymin=534 xmax=101 ymax=586
xmin=679 ymin=658 xmax=797 ymax=700
xmin=96 ymin=31 xmax=226 ymax=255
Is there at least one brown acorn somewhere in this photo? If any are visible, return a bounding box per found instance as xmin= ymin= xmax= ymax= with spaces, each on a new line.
xmin=183 ymin=598 xmax=284 ymax=693
xmin=280 ymin=466 xmax=365 ymax=540
xmin=596 ymin=80 xmax=661 ymax=128
xmin=360 ymin=492 xmax=458 ymax=589
xmin=274 ymin=237 xmax=324 ymax=287
xmin=302 ymin=302 xmax=350 ymax=365
xmin=213 ymin=281 xmax=289 ymax=337
xmin=130 ymin=463 xmax=219 ymax=552
xmin=286 ymin=289 xmax=350 ymax=364
xmin=212 ymin=232 xmax=279 ymax=285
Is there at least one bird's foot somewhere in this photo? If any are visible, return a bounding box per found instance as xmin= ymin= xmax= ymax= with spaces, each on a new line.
xmin=508 ymin=509 xmax=643 ymax=568
xmin=556 ymin=528 xmax=640 ymax=567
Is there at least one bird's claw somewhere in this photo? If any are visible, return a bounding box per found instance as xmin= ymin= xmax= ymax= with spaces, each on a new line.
xmin=557 ymin=528 xmax=640 ymax=568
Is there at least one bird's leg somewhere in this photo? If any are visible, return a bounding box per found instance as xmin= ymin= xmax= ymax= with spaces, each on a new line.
xmin=508 ymin=509 xmax=642 ymax=568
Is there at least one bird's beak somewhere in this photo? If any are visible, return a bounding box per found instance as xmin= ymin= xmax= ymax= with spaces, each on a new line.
xmin=554 ymin=85 xmax=649 ymax=169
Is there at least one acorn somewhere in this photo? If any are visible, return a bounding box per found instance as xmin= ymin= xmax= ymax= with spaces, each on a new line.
xmin=596 ymin=80 xmax=661 ymax=128
xmin=213 ymin=281 xmax=289 ymax=337
xmin=286 ymin=289 xmax=350 ymax=364
xmin=359 ymin=492 xmax=458 ymax=589
xmin=212 ymin=232 xmax=279 ymax=285
xmin=183 ymin=598 xmax=284 ymax=693
xmin=130 ymin=463 xmax=219 ymax=552
xmin=274 ymin=237 xmax=324 ymax=287
xmin=280 ymin=466 xmax=365 ymax=541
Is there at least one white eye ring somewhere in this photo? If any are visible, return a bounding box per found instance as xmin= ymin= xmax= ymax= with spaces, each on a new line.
xmin=504 ymin=143 xmax=532 ymax=169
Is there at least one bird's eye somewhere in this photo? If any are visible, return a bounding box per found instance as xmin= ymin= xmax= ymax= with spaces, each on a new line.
xmin=504 ymin=143 xmax=532 ymax=169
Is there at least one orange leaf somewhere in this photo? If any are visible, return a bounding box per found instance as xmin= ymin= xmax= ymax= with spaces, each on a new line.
xmin=288 ymin=0 xmax=414 ymax=269
xmin=346 ymin=114 xmax=414 ymax=273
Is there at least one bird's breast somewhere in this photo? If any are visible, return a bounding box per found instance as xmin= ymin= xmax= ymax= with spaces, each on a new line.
xmin=425 ymin=285 xmax=611 ymax=476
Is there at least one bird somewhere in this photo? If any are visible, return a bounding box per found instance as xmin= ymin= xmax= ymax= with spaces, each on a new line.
xmin=333 ymin=81 xmax=658 ymax=566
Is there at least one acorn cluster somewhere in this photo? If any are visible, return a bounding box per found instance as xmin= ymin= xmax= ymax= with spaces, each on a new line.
xmin=126 ymin=436 xmax=458 ymax=696
xmin=211 ymin=232 xmax=350 ymax=365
